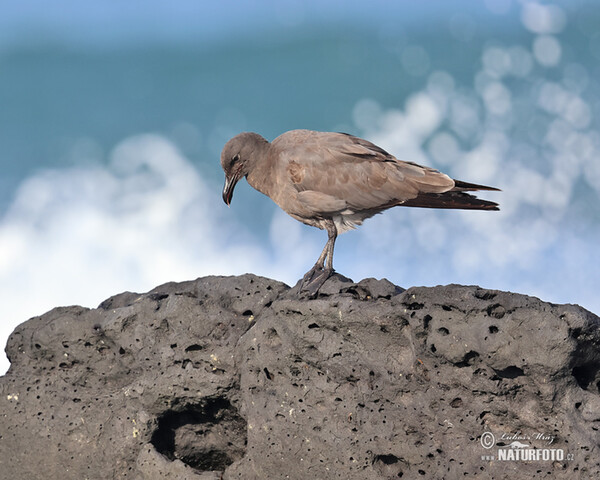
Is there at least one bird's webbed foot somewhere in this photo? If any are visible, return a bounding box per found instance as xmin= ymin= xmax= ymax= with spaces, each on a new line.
xmin=298 ymin=265 xmax=334 ymax=298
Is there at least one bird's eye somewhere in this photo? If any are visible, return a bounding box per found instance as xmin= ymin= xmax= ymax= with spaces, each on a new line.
xmin=231 ymin=154 xmax=240 ymax=165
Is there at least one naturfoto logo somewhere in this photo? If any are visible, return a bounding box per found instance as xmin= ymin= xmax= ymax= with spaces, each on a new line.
xmin=479 ymin=430 xmax=574 ymax=463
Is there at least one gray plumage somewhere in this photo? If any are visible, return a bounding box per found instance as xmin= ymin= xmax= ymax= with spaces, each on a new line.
xmin=221 ymin=129 xmax=499 ymax=295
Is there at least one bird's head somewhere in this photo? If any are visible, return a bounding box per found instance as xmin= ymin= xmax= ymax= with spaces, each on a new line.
xmin=220 ymin=132 xmax=268 ymax=205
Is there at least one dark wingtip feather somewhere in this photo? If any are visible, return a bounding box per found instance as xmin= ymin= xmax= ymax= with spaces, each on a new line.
xmin=452 ymin=180 xmax=501 ymax=192
xmin=400 ymin=191 xmax=500 ymax=211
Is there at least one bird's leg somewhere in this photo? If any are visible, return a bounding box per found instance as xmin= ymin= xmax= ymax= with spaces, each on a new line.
xmin=302 ymin=241 xmax=328 ymax=282
xmin=300 ymin=221 xmax=337 ymax=296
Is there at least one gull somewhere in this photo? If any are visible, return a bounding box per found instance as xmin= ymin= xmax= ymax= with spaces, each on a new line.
xmin=221 ymin=129 xmax=499 ymax=295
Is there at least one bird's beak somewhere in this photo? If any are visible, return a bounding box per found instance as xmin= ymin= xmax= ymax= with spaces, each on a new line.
xmin=222 ymin=175 xmax=238 ymax=206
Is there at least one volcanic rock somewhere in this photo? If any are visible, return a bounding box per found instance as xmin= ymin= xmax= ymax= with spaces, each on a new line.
xmin=1 ymin=274 xmax=599 ymax=479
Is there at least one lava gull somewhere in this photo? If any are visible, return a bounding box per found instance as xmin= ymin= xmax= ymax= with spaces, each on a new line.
xmin=221 ymin=129 xmax=499 ymax=295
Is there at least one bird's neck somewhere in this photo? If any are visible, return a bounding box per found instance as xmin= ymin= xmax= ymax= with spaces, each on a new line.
xmin=245 ymin=140 xmax=274 ymax=196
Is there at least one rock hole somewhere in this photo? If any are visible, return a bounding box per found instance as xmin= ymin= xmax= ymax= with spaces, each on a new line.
xmin=488 ymin=325 xmax=499 ymax=334
xmin=373 ymin=453 xmax=399 ymax=465
xmin=406 ymin=302 xmax=424 ymax=310
xmin=438 ymin=327 xmax=450 ymax=336
xmin=342 ymin=286 xmax=359 ymax=298
xmin=150 ymin=397 xmax=247 ymax=473
xmin=184 ymin=344 xmax=204 ymax=352
xmin=266 ymin=328 xmax=279 ymax=340
xmin=570 ymin=327 xmax=582 ymax=339
xmin=307 ymin=323 xmax=320 ymax=329
xmin=263 ymin=367 xmax=273 ymax=380
xmin=181 ymin=359 xmax=192 ymax=370
xmin=441 ymin=305 xmax=452 ymax=311
xmin=475 ymin=290 xmax=497 ymax=300
xmin=486 ymin=304 xmax=506 ymax=319
xmin=423 ymin=315 xmax=432 ymax=330
xmin=242 ymin=310 xmax=253 ymax=316
xmin=455 ymin=351 xmax=480 ymax=368
xmin=572 ymin=364 xmax=598 ymax=391
xmin=149 ymin=293 xmax=169 ymax=302
xmin=450 ymin=397 xmax=463 ymax=408
xmin=493 ymin=366 xmax=524 ymax=379
xmin=372 ymin=453 xmax=406 ymax=477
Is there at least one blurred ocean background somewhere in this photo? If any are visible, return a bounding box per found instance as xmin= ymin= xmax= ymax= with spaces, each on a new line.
xmin=1 ymin=0 xmax=599 ymax=373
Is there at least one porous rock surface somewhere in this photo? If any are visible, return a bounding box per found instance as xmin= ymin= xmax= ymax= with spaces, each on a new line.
xmin=1 ymin=274 xmax=599 ymax=479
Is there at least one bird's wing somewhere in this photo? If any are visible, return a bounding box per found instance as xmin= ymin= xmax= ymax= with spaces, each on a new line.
xmin=274 ymin=131 xmax=455 ymax=213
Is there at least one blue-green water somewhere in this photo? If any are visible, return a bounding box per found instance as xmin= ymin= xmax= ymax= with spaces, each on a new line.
xmin=1 ymin=1 xmax=600 ymax=372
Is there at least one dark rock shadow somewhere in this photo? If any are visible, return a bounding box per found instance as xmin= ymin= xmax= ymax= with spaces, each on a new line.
xmin=150 ymin=396 xmax=247 ymax=473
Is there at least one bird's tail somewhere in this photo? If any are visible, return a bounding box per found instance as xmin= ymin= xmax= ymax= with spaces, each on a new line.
xmin=401 ymin=180 xmax=500 ymax=211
